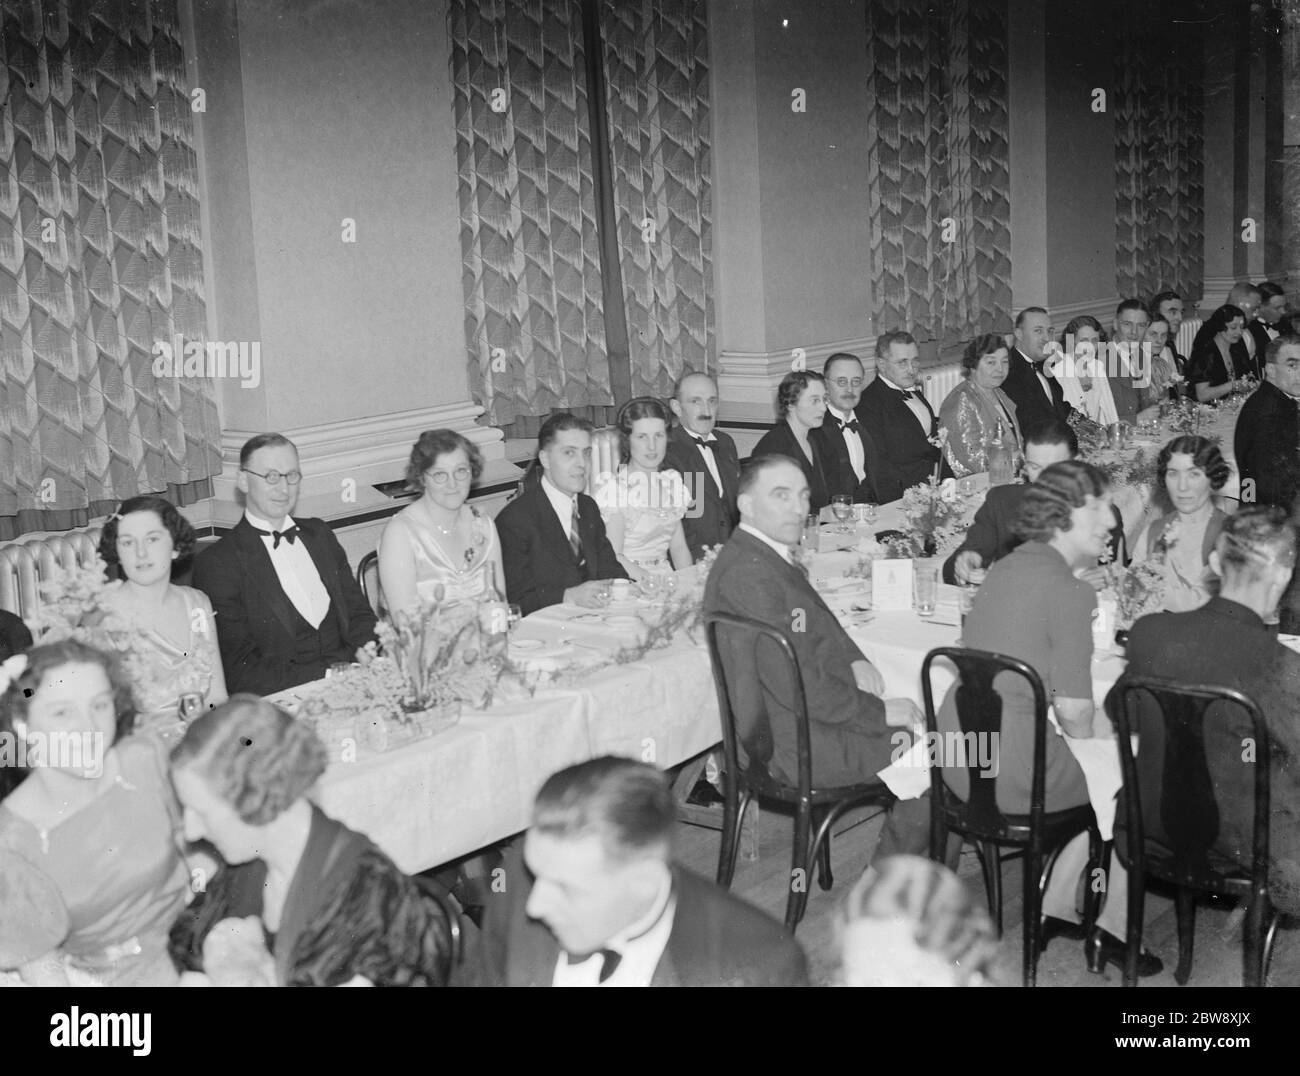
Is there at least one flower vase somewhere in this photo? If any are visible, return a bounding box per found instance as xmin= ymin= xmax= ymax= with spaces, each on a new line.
xmin=364 ymin=701 xmax=461 ymax=753
xmin=922 ymin=536 xmax=938 ymax=558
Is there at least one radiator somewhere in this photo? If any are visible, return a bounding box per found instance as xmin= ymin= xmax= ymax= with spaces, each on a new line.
xmin=1176 ymin=317 xmax=1202 ymax=359
xmin=921 ymin=362 xmax=965 ymax=413
xmin=0 ymin=528 xmax=104 ymax=620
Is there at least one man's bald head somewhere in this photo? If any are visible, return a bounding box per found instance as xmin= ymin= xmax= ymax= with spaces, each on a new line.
xmin=1228 ymin=282 xmax=1262 ymax=321
xmin=671 ymin=372 xmax=720 ymax=437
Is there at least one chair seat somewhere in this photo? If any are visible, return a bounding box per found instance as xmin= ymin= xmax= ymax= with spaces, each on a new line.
xmin=937 ymin=790 xmax=1096 ymax=846
xmin=743 ymin=773 xmax=894 ymax=809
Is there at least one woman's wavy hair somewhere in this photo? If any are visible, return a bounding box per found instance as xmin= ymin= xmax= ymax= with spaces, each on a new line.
xmin=961 ymin=332 xmax=1010 ymax=374
xmin=170 ymin=695 xmax=327 ymax=826
xmin=97 ymin=495 xmax=197 ymax=578
xmin=405 ymin=428 xmax=484 ymax=492
xmin=1204 ymin=304 xmax=1246 ymax=338
xmin=1152 ymin=435 xmax=1231 ymax=514
xmin=839 ymin=855 xmax=1000 ymax=986
xmin=1059 ymin=314 xmax=1105 ymax=353
xmin=776 ymin=370 xmax=825 ymax=419
xmin=0 ymin=639 xmax=137 ymax=798
xmin=1015 ymin=460 xmax=1111 ymax=542
xmin=614 ymin=397 xmax=674 ymax=467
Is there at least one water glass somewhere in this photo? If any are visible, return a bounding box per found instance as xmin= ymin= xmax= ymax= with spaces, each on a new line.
xmin=914 ymin=567 xmax=939 ymax=617
xmin=958 ymin=583 xmax=978 ymax=632
xmin=638 ymin=572 xmax=661 ymax=602
xmin=860 ymin=502 xmax=879 ymax=525
xmin=958 ymin=475 xmax=978 ymax=499
xmin=803 ymin=514 xmax=821 ymax=552
xmin=831 ymin=494 xmax=853 ymax=533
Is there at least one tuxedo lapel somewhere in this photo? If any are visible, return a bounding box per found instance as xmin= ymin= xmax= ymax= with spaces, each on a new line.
xmin=234 ymin=519 xmax=298 ymax=639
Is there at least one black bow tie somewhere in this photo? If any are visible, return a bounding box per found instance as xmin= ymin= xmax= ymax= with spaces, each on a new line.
xmin=836 ymin=417 xmax=861 ymax=433
xmin=899 ymin=388 xmax=923 ymax=401
xmin=691 ymin=434 xmax=717 ymax=447
xmin=253 ymin=525 xmax=299 ymax=549
xmin=1031 ymin=358 xmax=1048 ymax=374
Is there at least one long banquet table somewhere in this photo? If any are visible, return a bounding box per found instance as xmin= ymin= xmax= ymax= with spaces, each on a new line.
xmin=296 ymin=403 xmax=1245 ymax=871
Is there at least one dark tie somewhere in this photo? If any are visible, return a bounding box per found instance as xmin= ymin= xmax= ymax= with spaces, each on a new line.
xmin=569 ymin=499 xmax=585 ymax=565
xmin=900 ymin=388 xmax=924 ymax=401
xmin=691 ymin=434 xmax=718 ymax=448
xmin=837 ymin=417 xmax=861 ymax=433
xmin=253 ymin=525 xmax=299 ymax=549
xmin=1031 ymin=359 xmax=1048 ymax=375
xmin=597 ymin=948 xmax=622 ymax=983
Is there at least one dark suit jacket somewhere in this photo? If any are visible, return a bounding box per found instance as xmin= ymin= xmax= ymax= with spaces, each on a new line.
xmin=1121 ymin=598 xmax=1300 ymax=914
xmin=192 ymin=517 xmax=378 ymax=696
xmin=0 ymin=609 xmax=32 ymax=662
xmin=1247 ymin=321 xmax=1274 ymax=371
xmin=459 ymin=853 xmax=808 ymax=987
xmin=703 ymin=528 xmax=895 ymax=787
xmin=663 ymin=425 xmax=740 ymax=560
xmin=752 ymin=421 xmax=832 ymax=512
xmin=810 ymin=412 xmax=881 ymax=503
xmin=495 ymin=481 xmax=627 ymax=616
xmin=1000 ymin=347 xmax=1071 ymax=433
xmin=941 ymin=484 xmax=1125 ymax=584
xmin=855 ymin=378 xmax=953 ymax=504
xmin=1235 ymin=380 xmax=1300 ymax=512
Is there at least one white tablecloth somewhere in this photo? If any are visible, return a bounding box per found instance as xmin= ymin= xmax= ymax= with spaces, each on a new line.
xmin=300 ymin=590 xmax=719 ymax=873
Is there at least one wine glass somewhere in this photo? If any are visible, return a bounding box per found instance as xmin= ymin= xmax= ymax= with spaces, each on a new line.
xmin=638 ymin=572 xmax=661 ymax=603
xmin=863 ymin=502 xmax=879 ymax=525
xmin=831 ymin=494 xmax=853 ymax=534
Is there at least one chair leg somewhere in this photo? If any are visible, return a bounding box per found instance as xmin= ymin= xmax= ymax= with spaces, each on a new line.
xmin=1263 ymin=908 xmax=1282 ymax=983
xmin=716 ymin=789 xmax=750 ymax=889
xmin=1022 ymin=849 xmax=1042 ymax=987
xmin=1173 ymin=887 xmax=1197 ymax=985
xmin=975 ymin=841 xmax=1003 ymax=936
xmin=815 ymin=814 xmax=834 ymax=892
xmin=785 ymin=802 xmax=814 ymax=931
xmin=1243 ymin=892 xmax=1271 ymax=988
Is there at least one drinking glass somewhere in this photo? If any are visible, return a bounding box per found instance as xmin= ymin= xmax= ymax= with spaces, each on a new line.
xmin=638 ymin=572 xmax=661 ymax=602
xmin=958 ymin=583 xmax=978 ymax=631
xmin=914 ymin=567 xmax=938 ymax=617
xmin=958 ymin=475 xmax=978 ymax=499
xmin=862 ymin=502 xmax=879 ymax=525
xmin=802 ymin=514 xmax=821 ymax=552
xmin=506 ymin=603 xmax=522 ymax=634
xmin=831 ymin=494 xmax=853 ymax=534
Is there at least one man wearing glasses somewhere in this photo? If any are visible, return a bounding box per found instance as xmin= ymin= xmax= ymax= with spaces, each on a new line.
xmin=809 ymin=352 xmax=882 ymax=504
xmin=193 ymin=433 xmax=377 ymax=694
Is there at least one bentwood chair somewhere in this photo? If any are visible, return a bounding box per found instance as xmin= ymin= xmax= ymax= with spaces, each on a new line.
xmin=921 ymin=646 xmax=1103 ymax=987
xmin=704 ymin=612 xmax=896 ymax=931
xmin=1107 ymin=675 xmax=1284 ymax=987
xmin=356 ymin=550 xmax=380 ymax=615
xmin=411 ymin=874 xmax=464 ymax=986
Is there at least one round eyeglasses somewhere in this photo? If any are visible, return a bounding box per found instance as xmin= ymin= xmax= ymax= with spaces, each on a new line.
xmin=428 ymin=466 xmax=472 ymax=486
xmin=241 ymin=467 xmax=303 ymax=486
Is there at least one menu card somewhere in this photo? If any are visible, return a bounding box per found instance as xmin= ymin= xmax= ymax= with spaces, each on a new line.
xmin=872 ymin=558 xmax=914 ymax=611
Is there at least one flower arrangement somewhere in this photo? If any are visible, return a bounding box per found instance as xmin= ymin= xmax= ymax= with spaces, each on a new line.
xmin=1068 ymin=411 xmax=1108 ymax=455
xmin=1093 ymin=447 xmax=1151 ymax=492
xmin=1104 ymin=559 xmax=1167 ymax=627
xmin=875 ymin=480 xmax=965 ymax=558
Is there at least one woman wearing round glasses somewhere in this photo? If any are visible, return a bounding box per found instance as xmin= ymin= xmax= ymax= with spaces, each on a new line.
xmin=378 ymin=429 xmax=503 ymax=613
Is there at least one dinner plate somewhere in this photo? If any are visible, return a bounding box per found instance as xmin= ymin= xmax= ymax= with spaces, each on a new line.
xmin=510 ymin=638 xmax=545 ymax=651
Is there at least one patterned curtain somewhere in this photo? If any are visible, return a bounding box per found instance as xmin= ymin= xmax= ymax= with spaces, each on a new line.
xmin=0 ymin=0 xmax=219 ymax=541
xmin=864 ymin=0 xmax=1012 ymax=348
xmin=601 ymin=0 xmax=712 ymax=398
xmin=450 ymin=0 xmax=611 ymax=430
xmin=1114 ymin=6 xmax=1205 ymax=302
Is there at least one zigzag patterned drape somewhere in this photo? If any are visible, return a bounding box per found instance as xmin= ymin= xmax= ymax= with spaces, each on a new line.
xmin=1114 ymin=4 xmax=1205 ymax=302
xmin=0 ymin=0 xmax=220 ymax=541
xmin=450 ymin=0 xmax=610 ymax=429
xmin=601 ymin=0 xmax=712 ymax=399
xmin=450 ymin=0 xmax=713 ymax=426
xmin=864 ymin=0 xmax=1012 ymax=349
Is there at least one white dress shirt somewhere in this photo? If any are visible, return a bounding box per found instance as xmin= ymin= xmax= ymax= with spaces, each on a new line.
xmin=826 ymin=406 xmax=865 ymax=483
xmin=685 ymin=429 xmax=724 ymax=496
xmin=552 ymin=877 xmax=677 ymax=987
xmin=739 ymin=522 xmax=794 ymax=564
xmin=245 ymin=511 xmax=330 ymax=629
xmin=878 ymin=374 xmax=933 ymax=434
xmin=540 ymin=474 xmax=581 ymax=538
xmin=1258 ymin=318 xmax=1279 ymax=343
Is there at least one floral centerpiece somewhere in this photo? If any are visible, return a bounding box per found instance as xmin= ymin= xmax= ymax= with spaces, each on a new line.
xmin=1068 ymin=411 xmax=1108 ymax=455
xmin=874 ymin=479 xmax=965 ymax=558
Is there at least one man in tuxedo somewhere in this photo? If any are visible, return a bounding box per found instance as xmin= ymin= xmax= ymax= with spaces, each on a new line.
xmin=1123 ymin=508 xmax=1300 ymax=916
xmin=811 ymin=352 xmax=881 ymax=503
xmin=1249 ymin=282 xmax=1290 ymax=358
xmin=663 ymin=372 xmax=740 ymax=559
xmin=1192 ymin=281 xmax=1261 ymax=380
xmin=943 ymin=419 xmax=1124 ymax=586
xmin=702 ymin=455 xmax=932 ymax=858
xmin=192 ymin=433 xmax=377 ymax=696
xmin=461 ymin=756 xmax=808 ymax=986
xmin=855 ymin=331 xmax=952 ymax=503
xmin=1236 ymin=335 xmax=1300 ymax=514
xmin=1001 ymin=306 xmax=1073 ymax=431
xmin=496 ymin=413 xmax=627 ymax=616
xmin=1152 ymin=290 xmax=1188 ymax=377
